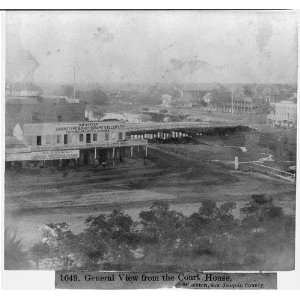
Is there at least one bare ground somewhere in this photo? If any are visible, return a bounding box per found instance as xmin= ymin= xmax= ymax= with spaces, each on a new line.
xmin=5 ymin=136 xmax=296 ymax=248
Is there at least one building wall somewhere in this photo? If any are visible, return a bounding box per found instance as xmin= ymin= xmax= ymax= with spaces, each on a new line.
xmin=22 ymin=121 xmax=127 ymax=148
xmin=267 ymin=101 xmax=297 ymax=127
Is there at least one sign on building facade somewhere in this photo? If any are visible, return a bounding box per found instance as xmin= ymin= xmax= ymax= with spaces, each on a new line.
xmin=6 ymin=149 xmax=80 ymax=161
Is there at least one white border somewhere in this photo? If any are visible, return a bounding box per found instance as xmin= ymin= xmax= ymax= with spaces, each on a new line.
xmin=0 ymin=0 xmax=300 ymax=9
xmin=1 ymin=3 xmax=300 ymax=294
xmin=277 ymin=9 xmax=300 ymax=289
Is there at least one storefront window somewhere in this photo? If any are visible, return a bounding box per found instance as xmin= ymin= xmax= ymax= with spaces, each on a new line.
xmin=105 ymin=132 xmax=109 ymax=141
xmin=79 ymin=134 xmax=84 ymax=142
xmin=37 ymin=136 xmax=42 ymax=146
xmin=86 ymin=133 xmax=91 ymax=143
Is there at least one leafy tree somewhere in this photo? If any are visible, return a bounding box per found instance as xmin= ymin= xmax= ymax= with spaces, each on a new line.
xmin=84 ymin=209 xmax=139 ymax=267
xmin=30 ymin=223 xmax=82 ymax=269
xmin=243 ymin=85 xmax=254 ymax=97
xmin=30 ymin=242 xmax=50 ymax=268
xmin=80 ymin=89 xmax=109 ymax=105
xmin=241 ymin=194 xmax=278 ymax=223
xmin=139 ymin=201 xmax=185 ymax=262
xmin=209 ymin=86 xmax=232 ymax=106
xmin=26 ymin=197 xmax=293 ymax=271
xmin=5 ymin=229 xmax=30 ymax=270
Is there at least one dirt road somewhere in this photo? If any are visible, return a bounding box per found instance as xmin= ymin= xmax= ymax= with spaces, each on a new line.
xmin=5 ymin=138 xmax=296 ymax=248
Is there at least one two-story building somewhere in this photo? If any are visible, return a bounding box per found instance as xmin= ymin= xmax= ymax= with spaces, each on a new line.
xmin=5 ymin=121 xmax=148 ymax=167
xmin=267 ymin=100 xmax=297 ymax=128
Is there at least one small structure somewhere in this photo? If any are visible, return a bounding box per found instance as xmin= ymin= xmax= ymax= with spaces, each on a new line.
xmin=161 ymin=94 xmax=172 ymax=107
xmin=218 ymin=97 xmax=256 ymax=113
xmin=267 ymin=100 xmax=297 ymax=128
xmin=203 ymin=92 xmax=212 ymax=105
xmin=232 ymin=96 xmax=255 ymax=113
xmin=100 ymin=113 xmax=126 ymax=122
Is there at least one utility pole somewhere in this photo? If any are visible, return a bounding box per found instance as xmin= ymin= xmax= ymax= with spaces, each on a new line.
xmin=73 ymin=66 xmax=76 ymax=99
xmin=231 ymin=86 xmax=234 ymax=114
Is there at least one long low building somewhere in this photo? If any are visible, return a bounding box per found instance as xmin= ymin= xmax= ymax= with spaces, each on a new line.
xmin=6 ymin=121 xmax=148 ymax=164
xmin=6 ymin=119 xmax=242 ymax=165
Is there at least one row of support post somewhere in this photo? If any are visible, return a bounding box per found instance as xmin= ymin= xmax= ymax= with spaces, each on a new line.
xmin=6 ymin=144 xmax=148 ymax=169
xmin=90 ymin=144 xmax=148 ymax=167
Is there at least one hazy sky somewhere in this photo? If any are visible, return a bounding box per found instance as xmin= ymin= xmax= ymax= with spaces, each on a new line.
xmin=6 ymin=10 xmax=298 ymax=85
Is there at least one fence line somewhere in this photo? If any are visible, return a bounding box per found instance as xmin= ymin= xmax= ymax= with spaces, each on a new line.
xmin=241 ymin=161 xmax=295 ymax=183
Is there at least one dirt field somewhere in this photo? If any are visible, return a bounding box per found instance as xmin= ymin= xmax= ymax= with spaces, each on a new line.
xmin=5 ymin=131 xmax=296 ymax=249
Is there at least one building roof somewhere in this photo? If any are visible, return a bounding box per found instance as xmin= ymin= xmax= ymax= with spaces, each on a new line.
xmin=278 ymin=100 xmax=296 ymax=105
xmin=100 ymin=113 xmax=126 ymax=122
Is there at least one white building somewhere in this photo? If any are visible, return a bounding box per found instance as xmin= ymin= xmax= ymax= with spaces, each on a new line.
xmin=65 ymin=97 xmax=80 ymax=104
xmin=267 ymin=100 xmax=297 ymax=127
xmin=6 ymin=121 xmax=147 ymax=163
xmin=161 ymin=94 xmax=172 ymax=107
xmin=100 ymin=113 xmax=126 ymax=122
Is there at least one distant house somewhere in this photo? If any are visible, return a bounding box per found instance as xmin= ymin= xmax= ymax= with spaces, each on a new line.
xmin=208 ymin=96 xmax=257 ymax=113
xmin=41 ymin=95 xmax=80 ymax=104
xmin=161 ymin=94 xmax=172 ymax=107
xmin=100 ymin=113 xmax=126 ymax=122
xmin=232 ymin=96 xmax=256 ymax=113
xmin=99 ymin=112 xmax=143 ymax=123
xmin=65 ymin=97 xmax=80 ymax=104
xmin=123 ymin=113 xmax=143 ymax=123
xmin=84 ymin=105 xmax=104 ymax=121
xmin=203 ymin=92 xmax=212 ymax=105
xmin=173 ymin=90 xmax=193 ymax=108
xmin=267 ymin=100 xmax=297 ymax=127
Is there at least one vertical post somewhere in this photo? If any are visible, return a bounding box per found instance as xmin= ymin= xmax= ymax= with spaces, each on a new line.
xmin=94 ymin=147 xmax=98 ymax=166
xmin=231 ymin=87 xmax=234 ymax=114
xmin=73 ymin=66 xmax=76 ymax=99
xmin=119 ymin=145 xmax=122 ymax=162
xmin=145 ymin=145 xmax=148 ymax=158
xmin=130 ymin=146 xmax=133 ymax=158
xmin=234 ymin=156 xmax=239 ymax=170
xmin=112 ymin=147 xmax=115 ymax=159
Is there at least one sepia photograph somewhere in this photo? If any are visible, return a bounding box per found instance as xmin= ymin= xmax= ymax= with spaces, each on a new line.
xmin=3 ymin=10 xmax=297 ymax=275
